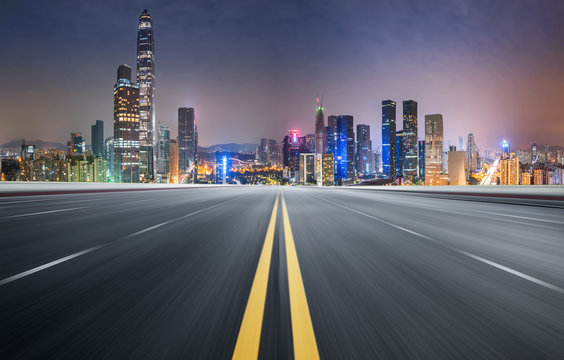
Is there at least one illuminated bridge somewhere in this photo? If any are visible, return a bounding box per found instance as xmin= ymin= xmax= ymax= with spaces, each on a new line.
xmin=1 ymin=183 xmax=564 ymax=359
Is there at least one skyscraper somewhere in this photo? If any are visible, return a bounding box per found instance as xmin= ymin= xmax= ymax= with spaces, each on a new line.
xmin=169 ymin=139 xmax=178 ymax=183
xmin=335 ymin=115 xmax=354 ymax=182
xmin=315 ymin=98 xmax=325 ymax=154
xmin=418 ymin=140 xmax=425 ymax=181
xmin=178 ymin=107 xmax=198 ymax=182
xmin=402 ymin=100 xmax=418 ymax=181
xmin=424 ymin=114 xmax=443 ymax=185
xmin=283 ymin=130 xmax=300 ymax=180
xmin=501 ymin=140 xmax=510 ymax=160
xmin=382 ymin=100 xmax=396 ymax=179
xmin=448 ymin=150 xmax=466 ymax=185
xmin=137 ymin=9 xmax=156 ymax=181
xmin=91 ymin=120 xmax=104 ymax=157
xmin=531 ymin=142 xmax=538 ymax=164
xmin=157 ymin=125 xmax=170 ymax=179
xmin=70 ymin=132 xmax=84 ymax=155
xmin=466 ymin=133 xmax=476 ymax=179
xmin=113 ymin=64 xmax=140 ymax=183
xmin=395 ymin=130 xmax=405 ymax=178
xmin=356 ymin=124 xmax=372 ymax=177
xmin=259 ymin=138 xmax=268 ymax=164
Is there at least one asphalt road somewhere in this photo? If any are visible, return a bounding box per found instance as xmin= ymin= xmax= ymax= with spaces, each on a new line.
xmin=1 ymin=186 xmax=564 ymax=359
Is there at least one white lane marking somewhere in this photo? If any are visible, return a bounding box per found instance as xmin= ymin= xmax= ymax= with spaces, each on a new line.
xmin=488 ymin=212 xmax=563 ymax=224
xmin=313 ymin=195 xmax=564 ymax=294
xmin=0 ymin=199 xmax=53 ymax=205
xmin=1 ymin=207 xmax=87 ymax=219
xmin=0 ymin=245 xmax=106 ymax=286
xmin=456 ymin=250 xmax=564 ymax=294
xmin=0 ymin=198 xmax=236 ymax=286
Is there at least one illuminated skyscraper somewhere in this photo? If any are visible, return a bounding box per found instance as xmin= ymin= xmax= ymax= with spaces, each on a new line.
xmin=356 ymin=124 xmax=372 ymax=177
xmin=402 ymin=100 xmax=418 ymax=181
xmin=169 ymin=139 xmax=178 ymax=183
xmin=113 ymin=64 xmax=140 ymax=183
xmin=316 ymin=153 xmax=334 ymax=186
xmin=315 ymin=98 xmax=325 ymax=154
xmin=299 ymin=153 xmax=316 ymax=184
xmin=382 ymin=100 xmax=396 ymax=179
xmin=500 ymin=156 xmax=519 ymax=185
xmin=137 ymin=9 xmax=156 ymax=181
xmin=418 ymin=140 xmax=425 ymax=181
xmin=283 ymin=130 xmax=300 ymax=180
xmin=501 ymin=139 xmax=510 ymax=160
xmin=178 ymin=107 xmax=198 ymax=182
xmin=335 ymin=115 xmax=354 ymax=182
xmin=531 ymin=143 xmax=538 ymax=164
xmin=157 ymin=125 xmax=170 ymax=180
xmin=424 ymin=114 xmax=443 ymax=185
xmin=91 ymin=120 xmax=104 ymax=157
xmin=466 ymin=133 xmax=476 ymax=178
xmin=395 ymin=131 xmax=404 ymax=178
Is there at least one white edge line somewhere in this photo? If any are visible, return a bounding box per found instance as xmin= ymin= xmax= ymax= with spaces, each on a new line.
xmin=0 ymin=245 xmax=106 ymax=286
xmin=2 ymin=207 xmax=87 ymax=219
xmin=313 ymin=194 xmax=564 ymax=294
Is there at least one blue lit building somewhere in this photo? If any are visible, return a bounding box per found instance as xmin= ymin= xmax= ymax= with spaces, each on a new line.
xmin=402 ymin=100 xmax=418 ymax=182
xmin=215 ymin=152 xmax=234 ymax=184
xmin=335 ymin=115 xmax=355 ymax=182
xmin=501 ymin=140 xmax=510 ymax=160
xmin=382 ymin=100 xmax=396 ymax=179
xmin=418 ymin=140 xmax=425 ymax=181
xmin=395 ymin=130 xmax=404 ymax=178
xmin=356 ymin=124 xmax=372 ymax=177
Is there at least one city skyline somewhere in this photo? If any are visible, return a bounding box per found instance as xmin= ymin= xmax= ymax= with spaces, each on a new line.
xmin=1 ymin=1 xmax=564 ymax=149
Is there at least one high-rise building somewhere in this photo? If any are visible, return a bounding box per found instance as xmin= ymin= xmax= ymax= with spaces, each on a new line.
xmin=402 ymin=100 xmax=418 ymax=181
xmin=316 ymin=153 xmax=334 ymax=186
xmin=299 ymin=153 xmax=316 ymax=184
xmin=466 ymin=133 xmax=476 ymax=178
xmin=91 ymin=120 xmax=104 ymax=157
xmin=113 ymin=64 xmax=140 ymax=183
xmin=501 ymin=140 xmax=510 ymax=160
xmin=169 ymin=139 xmax=178 ymax=183
xmin=315 ymin=98 xmax=325 ymax=154
xmin=93 ymin=157 xmax=107 ymax=183
xmin=259 ymin=138 xmax=268 ymax=164
xmin=500 ymin=156 xmax=519 ymax=185
xmin=521 ymin=172 xmax=531 ymax=185
xmin=458 ymin=136 xmax=463 ymax=152
xmin=335 ymin=115 xmax=354 ymax=182
xmin=356 ymin=124 xmax=372 ymax=177
xmin=283 ymin=130 xmax=300 ymax=180
xmin=70 ymin=132 xmax=85 ymax=155
xmin=418 ymin=140 xmax=425 ymax=181
xmin=448 ymin=150 xmax=466 ymax=185
xmin=305 ymin=134 xmax=316 ymax=153
xmin=267 ymin=139 xmax=278 ymax=166
xmin=137 ymin=9 xmax=156 ymax=181
xmin=382 ymin=100 xmax=396 ymax=179
xmin=534 ymin=169 xmax=544 ymax=185
xmin=178 ymin=107 xmax=198 ymax=182
xmin=157 ymin=125 xmax=170 ymax=178
xmin=395 ymin=130 xmax=405 ymax=178
xmin=424 ymin=114 xmax=443 ymax=185
xmin=105 ymin=137 xmax=115 ymax=181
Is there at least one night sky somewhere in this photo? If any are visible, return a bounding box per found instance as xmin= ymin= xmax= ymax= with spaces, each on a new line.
xmin=1 ymin=0 xmax=563 ymax=149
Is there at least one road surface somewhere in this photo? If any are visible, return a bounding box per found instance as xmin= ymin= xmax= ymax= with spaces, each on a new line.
xmin=1 ymin=185 xmax=564 ymax=359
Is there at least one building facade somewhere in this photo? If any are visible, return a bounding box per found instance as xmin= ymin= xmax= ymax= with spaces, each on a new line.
xmin=335 ymin=115 xmax=355 ymax=182
xmin=178 ymin=107 xmax=198 ymax=182
xmin=382 ymin=100 xmax=396 ymax=179
xmin=91 ymin=120 xmax=104 ymax=157
xmin=157 ymin=124 xmax=170 ymax=180
xmin=356 ymin=124 xmax=372 ymax=177
xmin=113 ymin=64 xmax=140 ymax=183
xmin=424 ymin=114 xmax=443 ymax=185
xmin=137 ymin=9 xmax=156 ymax=181
xmin=448 ymin=150 xmax=466 ymax=185
xmin=315 ymin=99 xmax=325 ymax=154
xmin=402 ymin=100 xmax=418 ymax=181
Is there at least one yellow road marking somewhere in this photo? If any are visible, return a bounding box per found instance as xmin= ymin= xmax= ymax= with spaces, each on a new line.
xmin=232 ymin=192 xmax=279 ymax=360
xmin=282 ymin=194 xmax=320 ymax=360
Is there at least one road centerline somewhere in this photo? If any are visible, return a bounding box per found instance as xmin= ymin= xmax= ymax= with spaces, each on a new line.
xmin=232 ymin=192 xmax=279 ymax=360
xmin=281 ymin=194 xmax=320 ymax=360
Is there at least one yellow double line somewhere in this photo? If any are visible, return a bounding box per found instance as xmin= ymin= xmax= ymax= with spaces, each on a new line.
xmin=233 ymin=192 xmax=319 ymax=360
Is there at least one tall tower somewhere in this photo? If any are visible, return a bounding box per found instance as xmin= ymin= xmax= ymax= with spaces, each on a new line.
xmin=424 ymin=114 xmax=443 ymax=185
xmin=178 ymin=107 xmax=197 ymax=183
xmin=466 ymin=133 xmax=476 ymax=179
xmin=402 ymin=100 xmax=418 ymax=182
xmin=114 ymin=64 xmax=140 ymax=183
xmin=91 ymin=120 xmax=104 ymax=157
xmin=335 ymin=115 xmax=354 ymax=182
xmin=382 ymin=100 xmax=396 ymax=179
xmin=356 ymin=124 xmax=372 ymax=177
xmin=137 ymin=9 xmax=156 ymax=181
xmin=315 ymin=98 xmax=325 ymax=154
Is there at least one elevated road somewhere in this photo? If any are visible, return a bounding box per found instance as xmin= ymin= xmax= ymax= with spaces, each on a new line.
xmin=1 ymin=185 xmax=563 ymax=359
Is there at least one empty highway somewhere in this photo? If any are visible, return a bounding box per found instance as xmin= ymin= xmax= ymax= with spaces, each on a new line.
xmin=1 ymin=185 xmax=564 ymax=359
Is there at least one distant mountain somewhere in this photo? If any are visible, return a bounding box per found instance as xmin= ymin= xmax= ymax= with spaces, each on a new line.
xmin=199 ymin=143 xmax=259 ymax=153
xmin=1 ymin=139 xmax=67 ymax=150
